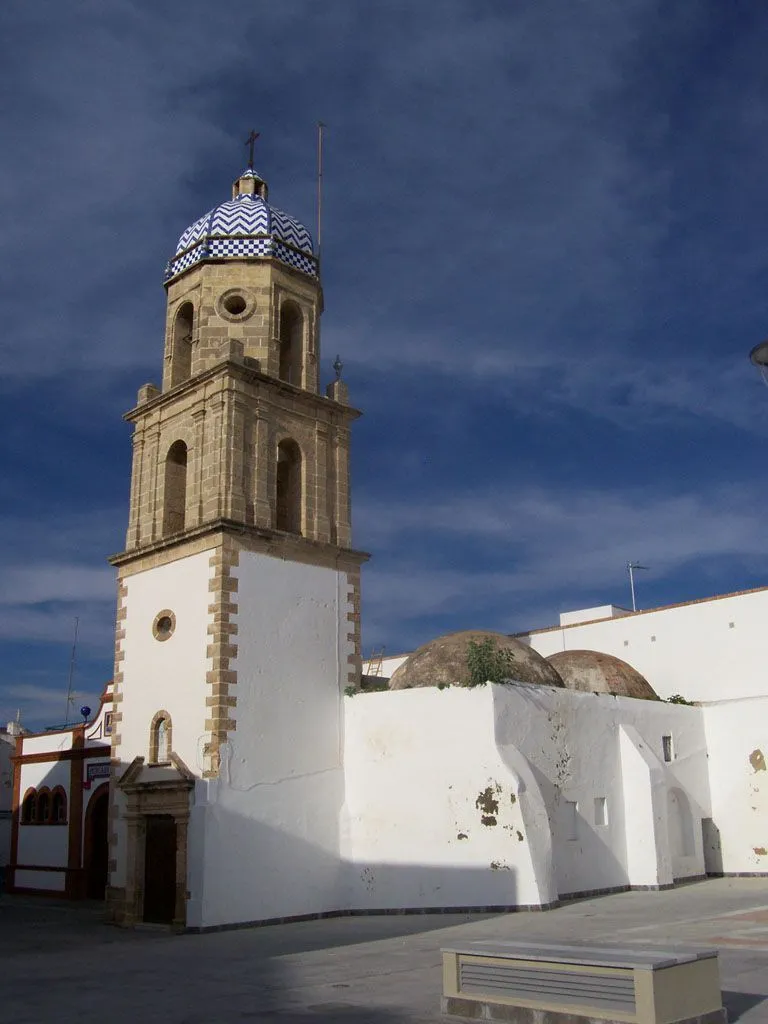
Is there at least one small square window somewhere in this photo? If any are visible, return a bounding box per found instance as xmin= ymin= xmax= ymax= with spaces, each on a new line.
xmin=729 ymin=622 xmax=735 ymax=629
xmin=650 ymin=635 xmax=656 ymax=642
xmin=662 ymin=735 xmax=674 ymax=762
xmin=594 ymin=797 xmax=608 ymax=827
xmin=565 ymin=800 xmax=578 ymax=840
xmin=623 ymin=640 xmax=629 ymax=647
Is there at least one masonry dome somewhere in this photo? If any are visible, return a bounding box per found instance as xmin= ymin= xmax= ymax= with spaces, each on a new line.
xmin=165 ymin=169 xmax=316 ymax=283
xmin=389 ymin=630 xmax=565 ymax=690
xmin=547 ymin=650 xmax=659 ymax=700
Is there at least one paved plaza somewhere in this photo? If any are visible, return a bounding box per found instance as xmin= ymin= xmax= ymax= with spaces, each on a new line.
xmin=2 ymin=878 xmax=768 ymax=1022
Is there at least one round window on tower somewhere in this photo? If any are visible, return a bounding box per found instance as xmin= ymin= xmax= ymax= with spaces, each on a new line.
xmin=152 ymin=609 xmax=177 ymax=642
xmin=217 ymin=289 xmax=253 ymax=321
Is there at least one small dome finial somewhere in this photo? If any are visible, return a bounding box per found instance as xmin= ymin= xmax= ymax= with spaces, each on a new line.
xmin=333 ymin=354 xmax=344 ymax=381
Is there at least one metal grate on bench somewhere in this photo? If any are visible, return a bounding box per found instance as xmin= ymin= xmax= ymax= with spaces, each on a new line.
xmin=459 ymin=959 xmax=636 ymax=1013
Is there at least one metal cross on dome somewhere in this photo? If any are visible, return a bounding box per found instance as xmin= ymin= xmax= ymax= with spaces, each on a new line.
xmin=245 ymin=129 xmax=260 ymax=170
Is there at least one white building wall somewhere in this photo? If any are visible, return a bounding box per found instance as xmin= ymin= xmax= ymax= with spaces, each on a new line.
xmin=703 ymin=696 xmax=768 ymax=875
xmin=118 ymin=550 xmax=213 ymax=773
xmin=191 ymin=552 xmax=351 ymax=929
xmin=342 ymin=684 xmax=709 ymax=910
xmin=16 ymin=759 xmax=71 ymax=869
xmin=22 ymin=732 xmax=73 ymax=755
xmin=520 ymin=587 xmax=768 ymax=703
xmin=342 ymin=687 xmax=543 ymax=910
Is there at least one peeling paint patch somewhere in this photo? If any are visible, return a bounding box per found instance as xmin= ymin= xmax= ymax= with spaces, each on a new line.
xmin=490 ymin=861 xmax=510 ymax=871
xmin=476 ymin=786 xmax=500 ymax=816
xmin=457 ymin=832 xmax=468 ymax=840
xmin=516 ymin=830 xmax=524 ymax=842
xmin=750 ymin=749 xmax=766 ymax=772
xmin=754 ymin=847 xmax=767 ymax=856
xmin=481 ymin=815 xmax=497 ymax=826
xmin=510 ymin=793 xmax=517 ymax=804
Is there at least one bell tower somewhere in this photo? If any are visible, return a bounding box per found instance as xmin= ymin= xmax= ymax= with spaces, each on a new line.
xmin=107 ymin=156 xmax=367 ymax=930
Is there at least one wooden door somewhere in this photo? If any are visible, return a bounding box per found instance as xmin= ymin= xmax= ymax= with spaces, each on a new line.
xmin=143 ymin=815 xmax=177 ymax=923
xmin=84 ymin=789 xmax=109 ymax=899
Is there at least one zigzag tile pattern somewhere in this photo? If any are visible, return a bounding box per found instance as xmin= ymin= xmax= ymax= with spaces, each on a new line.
xmin=165 ymin=192 xmax=316 ymax=282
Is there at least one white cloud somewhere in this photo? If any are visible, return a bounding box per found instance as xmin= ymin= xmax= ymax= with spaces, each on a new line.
xmin=358 ymin=479 xmax=768 ymax=650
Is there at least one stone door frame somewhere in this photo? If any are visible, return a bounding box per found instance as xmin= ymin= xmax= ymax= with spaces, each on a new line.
xmin=116 ymin=755 xmax=194 ymax=929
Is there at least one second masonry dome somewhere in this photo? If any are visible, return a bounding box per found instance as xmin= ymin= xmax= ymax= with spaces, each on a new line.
xmin=165 ymin=169 xmax=317 ymax=283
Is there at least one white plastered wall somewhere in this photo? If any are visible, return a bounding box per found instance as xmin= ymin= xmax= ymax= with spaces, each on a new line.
xmin=342 ymin=686 xmax=543 ymax=910
xmin=118 ymin=549 xmax=214 ymax=774
xmin=492 ymin=686 xmax=707 ymax=893
xmin=519 ymin=588 xmax=768 ymax=703
xmin=703 ymin=696 xmax=768 ymax=875
xmin=16 ymin=759 xmax=71 ymax=872
xmin=191 ymin=551 xmax=351 ymax=929
xmin=342 ymin=684 xmax=709 ymax=910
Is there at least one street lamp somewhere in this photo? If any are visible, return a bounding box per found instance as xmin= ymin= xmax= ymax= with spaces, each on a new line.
xmin=749 ymin=340 xmax=768 ymax=387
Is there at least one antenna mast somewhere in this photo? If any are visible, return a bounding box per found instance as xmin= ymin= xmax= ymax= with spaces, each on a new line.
xmin=626 ymin=561 xmax=649 ymax=612
xmin=64 ymin=616 xmax=79 ymax=724
xmin=316 ymin=121 xmax=326 ymax=265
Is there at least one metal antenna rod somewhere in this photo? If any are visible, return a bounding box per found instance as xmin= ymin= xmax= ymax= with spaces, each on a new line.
xmin=316 ymin=121 xmax=326 ymax=264
xmin=64 ymin=616 xmax=79 ymax=724
xmin=626 ymin=562 xmax=649 ymax=613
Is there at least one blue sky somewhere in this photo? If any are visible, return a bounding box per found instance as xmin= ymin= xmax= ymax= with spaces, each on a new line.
xmin=3 ymin=1 xmax=768 ymax=727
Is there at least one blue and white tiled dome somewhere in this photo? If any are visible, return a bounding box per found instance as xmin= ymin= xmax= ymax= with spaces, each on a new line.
xmin=165 ymin=170 xmax=317 ymax=283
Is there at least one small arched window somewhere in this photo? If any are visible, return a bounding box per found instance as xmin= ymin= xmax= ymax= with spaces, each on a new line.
xmin=37 ymin=788 xmax=51 ymax=824
xmin=162 ymin=440 xmax=188 ymax=536
xmin=21 ymin=789 xmax=36 ymax=824
xmin=278 ymin=301 xmax=303 ymax=386
xmin=276 ymin=439 xmax=302 ymax=535
xmin=52 ymin=787 xmax=68 ymax=824
xmin=171 ymin=302 xmax=194 ymax=385
xmin=149 ymin=712 xmax=172 ymax=764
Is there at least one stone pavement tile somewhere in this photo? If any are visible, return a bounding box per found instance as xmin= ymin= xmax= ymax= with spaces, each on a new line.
xmin=3 ymin=880 xmax=768 ymax=1022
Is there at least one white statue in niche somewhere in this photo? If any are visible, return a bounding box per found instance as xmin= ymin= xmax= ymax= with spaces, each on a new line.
xmin=153 ymin=716 xmax=171 ymax=763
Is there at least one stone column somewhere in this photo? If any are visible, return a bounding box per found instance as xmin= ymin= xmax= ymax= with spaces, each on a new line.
xmin=146 ymin=427 xmax=162 ymax=542
xmin=123 ymin=813 xmax=145 ymax=926
xmin=225 ymin=396 xmax=248 ymax=523
xmin=314 ymin=424 xmax=330 ymax=543
xmin=190 ymin=405 xmax=206 ymax=528
xmin=173 ymin=816 xmax=189 ymax=930
xmin=126 ymin=428 xmax=145 ymax=549
xmin=207 ymin=394 xmax=226 ymax=521
xmin=334 ymin=428 xmax=352 ymax=548
xmin=253 ymin=412 xmax=272 ymax=528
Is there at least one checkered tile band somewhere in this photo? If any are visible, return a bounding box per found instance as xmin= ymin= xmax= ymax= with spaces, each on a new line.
xmin=165 ymin=192 xmax=317 ymax=282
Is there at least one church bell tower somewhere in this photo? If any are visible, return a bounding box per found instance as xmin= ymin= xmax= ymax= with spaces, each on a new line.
xmin=107 ymin=154 xmax=366 ymax=930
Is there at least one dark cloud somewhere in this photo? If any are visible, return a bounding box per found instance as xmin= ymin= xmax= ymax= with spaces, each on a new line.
xmin=2 ymin=1 xmax=768 ymax=721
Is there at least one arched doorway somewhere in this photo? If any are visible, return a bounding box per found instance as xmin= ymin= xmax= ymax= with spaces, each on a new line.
xmin=84 ymin=784 xmax=109 ymax=900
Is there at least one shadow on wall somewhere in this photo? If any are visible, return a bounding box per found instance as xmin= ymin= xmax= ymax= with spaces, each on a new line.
xmin=703 ymin=817 xmax=724 ymax=874
xmin=193 ymin=790 xmax=531 ymax=927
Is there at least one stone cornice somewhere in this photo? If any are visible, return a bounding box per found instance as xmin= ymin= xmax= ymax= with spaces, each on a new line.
xmin=108 ymin=517 xmax=370 ymax=571
xmin=125 ymin=358 xmax=359 ymax=424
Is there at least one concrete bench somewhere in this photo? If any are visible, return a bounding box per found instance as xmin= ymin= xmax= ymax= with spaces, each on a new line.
xmin=441 ymin=941 xmax=726 ymax=1024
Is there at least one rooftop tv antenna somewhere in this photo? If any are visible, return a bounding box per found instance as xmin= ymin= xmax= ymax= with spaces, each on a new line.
xmin=626 ymin=562 xmax=649 ymax=613
xmin=316 ymin=121 xmax=326 ymax=265
xmin=64 ymin=616 xmax=79 ymax=724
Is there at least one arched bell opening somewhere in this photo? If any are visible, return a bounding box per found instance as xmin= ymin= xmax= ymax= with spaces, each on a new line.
xmin=162 ymin=441 xmax=188 ymax=537
xmin=276 ymin=439 xmax=302 ymax=535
